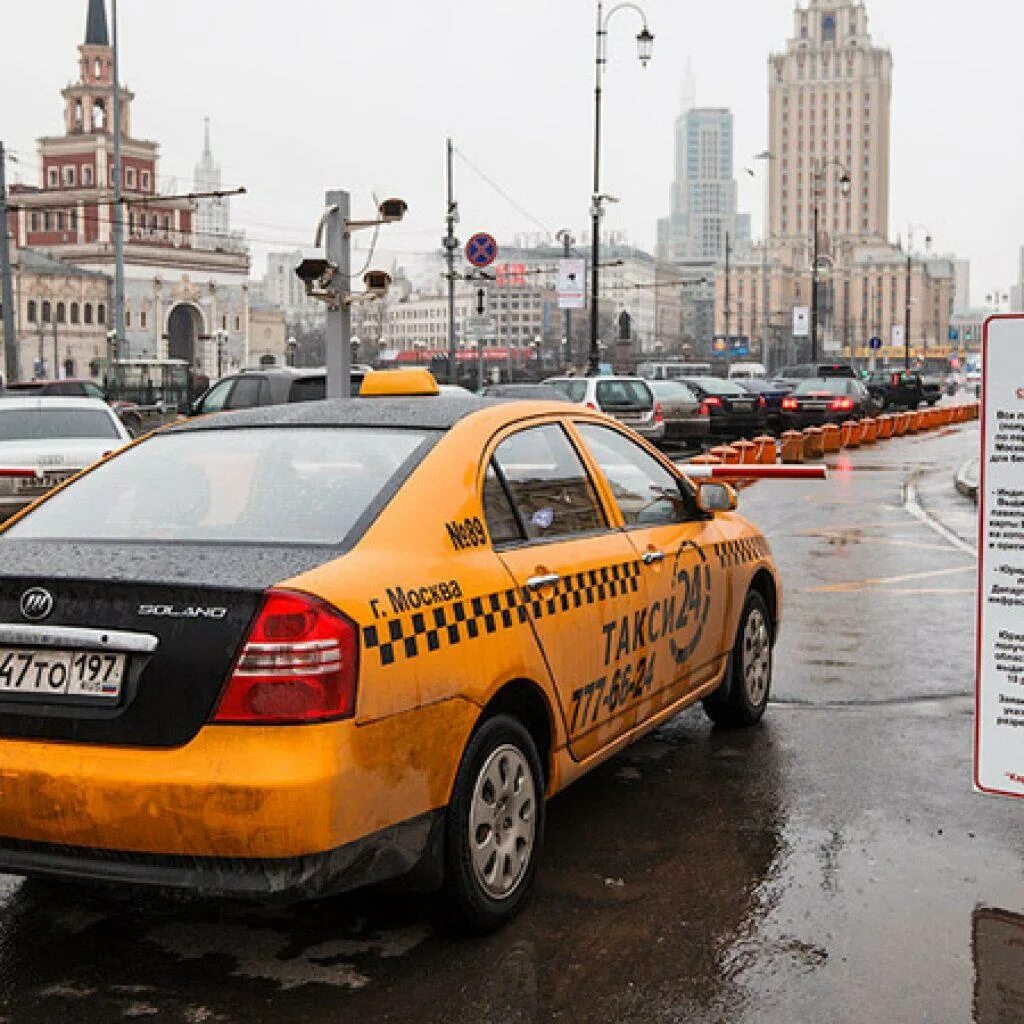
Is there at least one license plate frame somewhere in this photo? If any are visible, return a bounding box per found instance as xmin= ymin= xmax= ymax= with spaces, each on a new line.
xmin=0 ymin=647 xmax=126 ymax=703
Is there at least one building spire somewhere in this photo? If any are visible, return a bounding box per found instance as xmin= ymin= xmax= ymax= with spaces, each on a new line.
xmin=84 ymin=0 xmax=110 ymax=46
xmin=203 ymin=117 xmax=212 ymax=158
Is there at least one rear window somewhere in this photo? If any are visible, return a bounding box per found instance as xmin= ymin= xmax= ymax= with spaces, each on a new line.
xmin=650 ymin=381 xmax=697 ymax=402
xmin=7 ymin=427 xmax=434 ymax=546
xmin=816 ymin=364 xmax=856 ymax=378
xmin=287 ymin=377 xmax=327 ymax=403
xmin=794 ymin=379 xmax=848 ymax=396
xmin=596 ymin=380 xmax=652 ymax=411
xmin=687 ymin=378 xmax=746 ymax=397
xmin=0 ymin=408 xmax=121 ymax=441
xmin=545 ymin=380 xmax=588 ymax=403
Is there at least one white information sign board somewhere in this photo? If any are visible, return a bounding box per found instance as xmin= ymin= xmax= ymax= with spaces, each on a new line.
xmin=976 ymin=314 xmax=1024 ymax=798
xmin=558 ymin=259 xmax=587 ymax=310
xmin=792 ymin=306 xmax=809 ymax=338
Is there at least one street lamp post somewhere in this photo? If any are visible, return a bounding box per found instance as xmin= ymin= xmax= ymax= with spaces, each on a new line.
xmin=588 ymin=1 xmax=653 ymax=377
xmin=904 ymin=223 xmax=932 ymax=370
xmin=809 ymin=157 xmax=851 ymax=363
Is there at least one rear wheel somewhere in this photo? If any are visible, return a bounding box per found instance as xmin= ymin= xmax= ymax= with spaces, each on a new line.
xmin=703 ymin=591 xmax=773 ymax=728
xmin=440 ymin=714 xmax=544 ymax=934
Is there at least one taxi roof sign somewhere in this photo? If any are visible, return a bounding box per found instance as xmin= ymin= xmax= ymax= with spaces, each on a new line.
xmin=359 ymin=368 xmax=441 ymax=398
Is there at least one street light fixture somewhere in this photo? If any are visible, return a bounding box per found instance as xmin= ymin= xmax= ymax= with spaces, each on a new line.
xmin=809 ymin=157 xmax=852 ymax=362
xmin=588 ymin=0 xmax=654 ymax=377
xmin=904 ymin=223 xmax=933 ymax=370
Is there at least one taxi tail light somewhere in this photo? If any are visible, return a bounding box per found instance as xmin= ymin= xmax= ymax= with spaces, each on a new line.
xmin=781 ymin=397 xmax=799 ymax=411
xmin=829 ymin=396 xmax=855 ymax=412
xmin=698 ymin=402 xmax=711 ymax=416
xmin=757 ymin=395 xmax=767 ymax=410
xmin=213 ymin=590 xmax=359 ymax=724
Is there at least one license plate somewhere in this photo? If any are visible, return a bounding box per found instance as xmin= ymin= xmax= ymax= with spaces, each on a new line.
xmin=0 ymin=647 xmax=126 ymax=700
xmin=731 ymin=401 xmax=753 ymax=411
xmin=15 ymin=472 xmax=74 ymax=495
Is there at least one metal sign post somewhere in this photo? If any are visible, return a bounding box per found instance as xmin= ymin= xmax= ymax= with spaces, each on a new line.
xmin=325 ymin=190 xmax=352 ymax=400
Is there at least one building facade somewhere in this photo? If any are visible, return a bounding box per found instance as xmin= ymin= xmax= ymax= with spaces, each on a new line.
xmin=714 ymin=0 xmax=956 ymax=367
xmin=4 ymin=0 xmax=250 ymax=379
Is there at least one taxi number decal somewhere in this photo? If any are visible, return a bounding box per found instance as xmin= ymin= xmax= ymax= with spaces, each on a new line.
xmin=446 ymin=517 xmax=487 ymax=551
xmin=570 ymin=654 xmax=657 ymax=733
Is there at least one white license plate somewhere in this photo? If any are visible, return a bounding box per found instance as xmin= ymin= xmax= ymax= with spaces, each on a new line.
xmin=0 ymin=647 xmax=126 ymax=700
xmin=15 ymin=472 xmax=74 ymax=494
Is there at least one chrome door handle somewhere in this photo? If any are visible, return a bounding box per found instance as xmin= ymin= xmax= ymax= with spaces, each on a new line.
xmin=526 ymin=574 xmax=561 ymax=591
xmin=642 ymin=550 xmax=666 ymax=566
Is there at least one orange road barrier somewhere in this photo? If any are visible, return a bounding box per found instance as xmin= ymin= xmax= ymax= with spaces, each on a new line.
xmin=803 ymin=426 xmax=825 ymax=460
xmin=752 ymin=436 xmax=778 ymax=465
xmin=861 ymin=418 xmax=879 ymax=444
xmin=971 ymin=403 xmax=981 ymax=421
xmin=877 ymin=415 xmax=894 ymax=440
xmin=908 ymin=410 xmax=924 ymax=433
xmin=780 ymin=431 xmax=805 ymax=464
xmin=733 ymin=439 xmax=757 ymax=464
xmin=821 ymin=423 xmax=842 ymax=453
xmin=893 ymin=412 xmax=909 ymax=436
xmin=842 ymin=420 xmax=863 ymax=448
xmin=708 ymin=445 xmax=733 ymax=464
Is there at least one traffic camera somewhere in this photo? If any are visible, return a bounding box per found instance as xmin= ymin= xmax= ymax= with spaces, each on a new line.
xmin=362 ymin=270 xmax=392 ymax=298
xmin=378 ymin=198 xmax=408 ymax=224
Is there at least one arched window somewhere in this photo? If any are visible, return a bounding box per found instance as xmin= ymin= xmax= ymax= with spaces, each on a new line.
xmin=97 ymin=304 xmax=106 ymax=325
xmin=41 ymin=301 xmax=52 ymax=324
xmin=56 ymin=302 xmax=66 ymax=324
xmin=71 ymin=302 xmax=80 ymax=324
xmin=91 ymin=100 xmax=106 ymax=131
xmin=125 ymin=311 xmax=131 ymax=328
xmin=84 ymin=304 xmax=94 ymax=325
xmin=27 ymin=300 xmax=37 ymax=324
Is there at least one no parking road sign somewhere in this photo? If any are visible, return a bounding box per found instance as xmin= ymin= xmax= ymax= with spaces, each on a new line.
xmin=465 ymin=232 xmax=498 ymax=269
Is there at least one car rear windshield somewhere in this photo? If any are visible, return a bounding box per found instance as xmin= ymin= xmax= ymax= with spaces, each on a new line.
xmin=794 ymin=379 xmax=849 ymax=396
xmin=687 ymin=378 xmax=746 ymax=397
xmin=596 ymin=380 xmax=652 ymax=410
xmin=7 ymin=427 xmax=435 ymax=546
xmin=650 ymin=380 xmax=697 ymax=402
xmin=0 ymin=408 xmax=120 ymax=441
xmin=816 ymin=364 xmax=856 ymax=378
xmin=545 ymin=380 xmax=588 ymax=403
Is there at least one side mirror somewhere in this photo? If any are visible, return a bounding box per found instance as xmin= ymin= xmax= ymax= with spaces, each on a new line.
xmin=694 ymin=480 xmax=738 ymax=514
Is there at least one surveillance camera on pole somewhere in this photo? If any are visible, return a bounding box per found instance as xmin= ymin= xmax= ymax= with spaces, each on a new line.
xmin=297 ymin=192 xmax=408 ymax=399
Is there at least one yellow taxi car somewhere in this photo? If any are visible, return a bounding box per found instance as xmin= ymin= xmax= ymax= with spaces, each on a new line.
xmin=0 ymin=369 xmax=779 ymax=932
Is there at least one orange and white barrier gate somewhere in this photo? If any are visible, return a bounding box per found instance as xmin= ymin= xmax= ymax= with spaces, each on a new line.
xmin=685 ymin=464 xmax=828 ymax=482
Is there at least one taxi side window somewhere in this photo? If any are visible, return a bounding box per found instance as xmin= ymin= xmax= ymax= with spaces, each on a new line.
xmin=225 ymin=376 xmax=267 ymax=410
xmin=483 ymin=463 xmax=522 ymax=545
xmin=576 ymin=422 xmax=695 ymax=527
xmin=199 ymin=378 xmax=233 ymax=414
xmin=492 ymin=424 xmax=604 ymax=542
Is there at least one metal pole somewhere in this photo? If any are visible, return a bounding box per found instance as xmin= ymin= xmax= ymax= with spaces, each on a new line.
xmin=0 ymin=142 xmax=18 ymax=384
xmin=904 ymin=252 xmax=912 ymax=370
xmin=724 ymin=231 xmax=731 ymax=342
xmin=445 ymin=138 xmax=458 ymax=384
xmin=810 ymin=202 xmax=819 ymax=363
xmin=563 ymin=231 xmax=573 ymax=368
xmin=111 ymin=0 xmax=126 ymax=353
xmin=52 ymin=319 xmax=59 ymax=379
xmin=761 ymin=235 xmax=769 ymax=372
xmin=325 ymin=190 xmax=352 ymax=400
xmin=588 ymin=0 xmax=604 ymax=377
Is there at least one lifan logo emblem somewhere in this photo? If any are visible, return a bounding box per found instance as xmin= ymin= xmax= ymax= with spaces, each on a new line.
xmin=19 ymin=588 xmax=54 ymax=622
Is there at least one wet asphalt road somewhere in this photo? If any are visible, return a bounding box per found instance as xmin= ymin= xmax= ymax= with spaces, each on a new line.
xmin=2 ymin=415 xmax=1022 ymax=1024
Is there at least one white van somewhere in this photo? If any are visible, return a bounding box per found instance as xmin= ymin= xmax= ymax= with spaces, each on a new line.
xmin=728 ymin=362 xmax=767 ymax=381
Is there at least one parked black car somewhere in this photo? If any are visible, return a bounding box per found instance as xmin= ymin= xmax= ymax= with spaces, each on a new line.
xmin=190 ymin=367 xmax=366 ymax=415
xmin=773 ymin=362 xmax=857 ymax=385
xmin=780 ymin=377 xmax=881 ymax=430
xmin=864 ymin=370 xmax=942 ymax=410
xmin=735 ymin=378 xmax=794 ymax=433
xmin=679 ymin=377 xmax=768 ymax=441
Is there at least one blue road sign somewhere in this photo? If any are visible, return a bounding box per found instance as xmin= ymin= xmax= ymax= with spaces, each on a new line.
xmin=465 ymin=232 xmax=498 ymax=269
xmin=949 ymin=327 xmax=960 ymax=342
xmin=869 ymin=336 xmax=883 ymax=351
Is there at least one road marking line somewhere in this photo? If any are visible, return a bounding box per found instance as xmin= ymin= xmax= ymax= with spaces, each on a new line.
xmin=806 ymin=565 xmax=975 ymax=593
xmin=903 ymin=476 xmax=978 ymax=557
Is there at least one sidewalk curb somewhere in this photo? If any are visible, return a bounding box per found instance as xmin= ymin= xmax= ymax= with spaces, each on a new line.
xmin=955 ymin=458 xmax=979 ymax=504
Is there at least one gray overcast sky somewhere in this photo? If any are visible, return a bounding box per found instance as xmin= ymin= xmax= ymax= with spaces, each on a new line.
xmin=3 ymin=0 xmax=1022 ymax=304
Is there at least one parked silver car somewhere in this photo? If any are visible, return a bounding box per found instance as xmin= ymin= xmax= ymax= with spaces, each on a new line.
xmin=648 ymin=379 xmax=710 ymax=449
xmin=0 ymin=397 xmax=131 ymax=522
xmin=543 ymin=376 xmax=665 ymax=443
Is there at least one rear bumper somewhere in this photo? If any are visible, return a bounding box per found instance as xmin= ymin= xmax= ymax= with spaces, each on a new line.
xmin=0 ymin=810 xmax=444 ymax=900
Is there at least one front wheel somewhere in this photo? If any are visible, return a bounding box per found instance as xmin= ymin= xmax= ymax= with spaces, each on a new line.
xmin=440 ymin=715 xmax=544 ymax=934
xmin=703 ymin=591 xmax=773 ymax=728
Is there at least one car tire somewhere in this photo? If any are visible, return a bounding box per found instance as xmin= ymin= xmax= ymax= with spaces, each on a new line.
xmin=702 ymin=591 xmax=773 ymax=729
xmin=440 ymin=714 xmax=545 ymax=934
